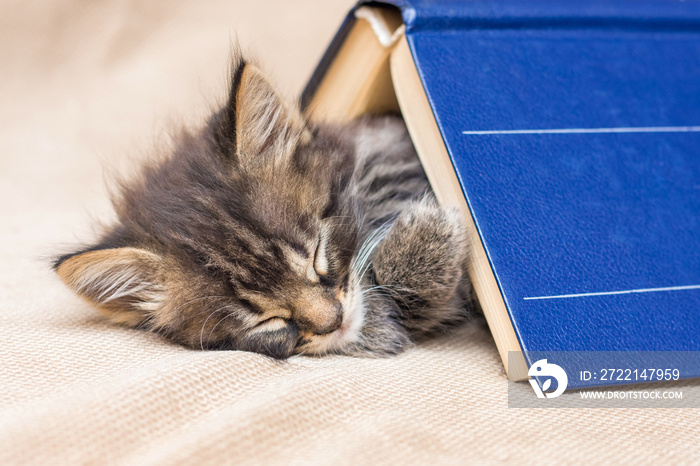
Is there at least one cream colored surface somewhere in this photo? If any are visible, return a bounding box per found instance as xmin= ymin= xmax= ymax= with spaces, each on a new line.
xmin=1 ymin=1 xmax=698 ymax=464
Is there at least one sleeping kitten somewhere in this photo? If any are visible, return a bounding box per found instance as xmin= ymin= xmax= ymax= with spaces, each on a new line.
xmin=54 ymin=56 xmax=476 ymax=358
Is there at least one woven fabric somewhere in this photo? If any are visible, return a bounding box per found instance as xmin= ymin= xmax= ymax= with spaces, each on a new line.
xmin=1 ymin=1 xmax=699 ymax=464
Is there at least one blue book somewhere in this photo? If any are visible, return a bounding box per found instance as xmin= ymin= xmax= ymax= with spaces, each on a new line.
xmin=302 ymin=0 xmax=700 ymax=390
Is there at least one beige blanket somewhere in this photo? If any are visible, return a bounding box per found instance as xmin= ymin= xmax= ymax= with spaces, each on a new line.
xmin=1 ymin=1 xmax=698 ymax=464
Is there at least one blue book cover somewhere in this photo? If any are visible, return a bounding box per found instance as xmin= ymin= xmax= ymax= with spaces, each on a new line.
xmin=303 ymin=0 xmax=700 ymax=390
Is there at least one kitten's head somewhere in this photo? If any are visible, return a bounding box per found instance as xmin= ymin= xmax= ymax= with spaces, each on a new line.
xmin=54 ymin=57 xmax=366 ymax=358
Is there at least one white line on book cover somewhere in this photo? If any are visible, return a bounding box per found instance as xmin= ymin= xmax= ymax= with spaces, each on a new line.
xmin=462 ymin=126 xmax=700 ymax=135
xmin=524 ymin=284 xmax=700 ymax=301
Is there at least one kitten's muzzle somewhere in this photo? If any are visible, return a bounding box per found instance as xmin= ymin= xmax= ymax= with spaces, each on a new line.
xmin=292 ymin=288 xmax=344 ymax=336
xmin=296 ymin=301 xmax=343 ymax=336
xmin=311 ymin=308 xmax=343 ymax=335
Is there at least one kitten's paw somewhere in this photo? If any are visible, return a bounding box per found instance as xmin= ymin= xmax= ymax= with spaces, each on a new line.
xmin=342 ymin=305 xmax=413 ymax=357
xmin=373 ymin=197 xmax=473 ymax=336
xmin=374 ymin=197 xmax=468 ymax=300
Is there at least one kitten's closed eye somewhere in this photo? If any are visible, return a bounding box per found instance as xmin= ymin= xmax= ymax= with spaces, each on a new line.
xmin=255 ymin=317 xmax=290 ymax=332
xmin=313 ymin=228 xmax=329 ymax=277
xmin=238 ymin=318 xmax=300 ymax=359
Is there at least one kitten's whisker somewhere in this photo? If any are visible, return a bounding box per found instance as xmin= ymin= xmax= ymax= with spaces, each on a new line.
xmin=351 ymin=220 xmax=393 ymax=280
xmin=362 ymin=283 xmax=415 ymax=310
xmin=360 ymin=286 xmax=392 ymax=298
xmin=356 ymin=225 xmax=391 ymax=280
xmin=206 ymin=312 xmax=235 ymax=344
xmin=362 ymin=284 xmax=398 ymax=293
xmin=199 ymin=305 xmax=233 ymax=351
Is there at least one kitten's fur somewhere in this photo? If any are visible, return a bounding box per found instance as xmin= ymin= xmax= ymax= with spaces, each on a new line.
xmin=54 ymin=56 xmax=475 ymax=358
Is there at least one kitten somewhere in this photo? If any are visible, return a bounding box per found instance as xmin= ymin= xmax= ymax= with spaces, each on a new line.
xmin=54 ymin=55 xmax=476 ymax=358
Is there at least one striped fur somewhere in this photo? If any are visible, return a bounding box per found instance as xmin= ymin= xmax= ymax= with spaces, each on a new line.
xmin=54 ymin=57 xmax=476 ymax=358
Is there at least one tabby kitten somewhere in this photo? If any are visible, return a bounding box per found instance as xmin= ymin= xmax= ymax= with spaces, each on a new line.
xmin=54 ymin=56 xmax=475 ymax=358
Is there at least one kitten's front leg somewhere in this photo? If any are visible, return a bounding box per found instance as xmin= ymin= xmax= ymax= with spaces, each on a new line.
xmin=343 ymin=298 xmax=413 ymax=357
xmin=372 ymin=197 xmax=475 ymax=338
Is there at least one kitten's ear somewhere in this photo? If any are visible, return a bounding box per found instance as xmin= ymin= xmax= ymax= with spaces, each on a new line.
xmin=54 ymin=247 xmax=165 ymax=327
xmin=216 ymin=60 xmax=310 ymax=166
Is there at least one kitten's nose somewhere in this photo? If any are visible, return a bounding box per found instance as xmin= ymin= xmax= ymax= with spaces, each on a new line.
xmin=292 ymin=290 xmax=343 ymax=335
xmin=313 ymin=308 xmax=343 ymax=335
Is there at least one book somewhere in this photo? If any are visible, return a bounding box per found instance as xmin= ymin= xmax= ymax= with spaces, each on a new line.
xmin=302 ymin=0 xmax=700 ymax=390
